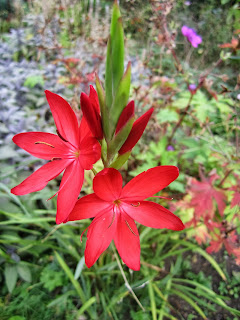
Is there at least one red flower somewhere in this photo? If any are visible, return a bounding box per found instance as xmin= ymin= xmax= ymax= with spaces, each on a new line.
xmin=68 ymin=167 xmax=184 ymax=270
xmin=80 ymin=86 xmax=153 ymax=153
xmin=11 ymin=91 xmax=101 ymax=224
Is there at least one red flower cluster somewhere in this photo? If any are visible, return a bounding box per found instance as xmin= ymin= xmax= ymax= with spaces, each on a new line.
xmin=81 ymin=85 xmax=154 ymax=154
xmin=11 ymin=88 xmax=184 ymax=270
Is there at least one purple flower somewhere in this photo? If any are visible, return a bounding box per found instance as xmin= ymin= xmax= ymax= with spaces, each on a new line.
xmin=181 ymin=26 xmax=202 ymax=48
xmin=188 ymin=84 xmax=197 ymax=95
xmin=167 ymin=145 xmax=174 ymax=151
xmin=189 ymin=84 xmax=197 ymax=91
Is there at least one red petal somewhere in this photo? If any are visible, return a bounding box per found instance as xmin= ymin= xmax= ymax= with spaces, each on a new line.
xmin=79 ymin=116 xmax=92 ymax=143
xmin=45 ymin=90 xmax=79 ymax=147
xmin=80 ymin=92 xmax=103 ymax=140
xmin=114 ymin=211 xmax=140 ymax=271
xmin=115 ymin=101 xmax=135 ymax=134
xmin=85 ymin=209 xmax=117 ymax=268
xmin=13 ymin=132 xmax=70 ymax=160
xmin=122 ymin=201 xmax=185 ymax=230
xmin=11 ymin=159 xmax=72 ymax=195
xmin=93 ymin=168 xmax=122 ymax=201
xmin=79 ymin=136 xmax=101 ymax=170
xmin=68 ymin=193 xmax=112 ymax=221
xmin=121 ymin=166 xmax=179 ymax=201
xmin=89 ymin=85 xmax=100 ymax=113
xmin=119 ymin=107 xmax=153 ymax=154
xmin=56 ymin=161 xmax=84 ymax=224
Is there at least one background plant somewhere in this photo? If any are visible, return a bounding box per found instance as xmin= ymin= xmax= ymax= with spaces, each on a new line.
xmin=0 ymin=0 xmax=240 ymax=319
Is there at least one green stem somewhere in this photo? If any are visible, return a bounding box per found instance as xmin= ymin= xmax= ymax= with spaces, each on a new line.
xmin=91 ymin=167 xmax=98 ymax=176
xmin=168 ymin=94 xmax=193 ymax=144
xmin=111 ymin=243 xmax=145 ymax=311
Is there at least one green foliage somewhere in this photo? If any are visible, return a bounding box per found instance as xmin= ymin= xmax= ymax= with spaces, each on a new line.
xmin=1 ymin=0 xmax=240 ymax=319
xmin=4 ymin=264 xmax=18 ymax=293
xmin=24 ymin=75 xmax=45 ymax=88
xmin=218 ymin=272 xmax=240 ymax=299
xmin=40 ymin=263 xmax=67 ymax=292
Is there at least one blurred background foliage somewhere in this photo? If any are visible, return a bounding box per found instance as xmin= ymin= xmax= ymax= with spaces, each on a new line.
xmin=0 ymin=0 xmax=240 ymax=319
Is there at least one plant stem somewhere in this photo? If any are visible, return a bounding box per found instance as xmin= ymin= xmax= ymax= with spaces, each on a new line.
xmin=91 ymin=167 xmax=98 ymax=176
xmin=168 ymin=94 xmax=193 ymax=144
xmin=111 ymin=243 xmax=145 ymax=311
xmin=218 ymin=169 xmax=233 ymax=188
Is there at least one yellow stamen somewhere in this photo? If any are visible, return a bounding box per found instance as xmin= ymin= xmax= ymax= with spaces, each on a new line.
xmin=35 ymin=141 xmax=55 ymax=148
xmin=125 ymin=220 xmax=138 ymax=236
xmin=131 ymin=202 xmax=140 ymax=207
xmin=74 ymin=150 xmax=81 ymax=158
xmin=107 ymin=211 xmax=115 ymax=229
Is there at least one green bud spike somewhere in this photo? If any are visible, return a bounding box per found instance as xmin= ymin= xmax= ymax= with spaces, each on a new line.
xmin=105 ymin=1 xmax=125 ymax=110
xmin=109 ymin=62 xmax=131 ymax=136
xmin=107 ymin=115 xmax=134 ymax=162
xmin=105 ymin=37 xmax=113 ymax=109
xmin=111 ymin=16 xmax=124 ymax=93
xmin=96 ymin=74 xmax=110 ymax=140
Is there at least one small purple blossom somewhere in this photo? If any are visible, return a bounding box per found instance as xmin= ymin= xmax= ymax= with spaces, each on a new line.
xmin=167 ymin=145 xmax=174 ymax=151
xmin=188 ymin=84 xmax=197 ymax=94
xmin=181 ymin=25 xmax=202 ymax=48
xmin=189 ymin=84 xmax=197 ymax=91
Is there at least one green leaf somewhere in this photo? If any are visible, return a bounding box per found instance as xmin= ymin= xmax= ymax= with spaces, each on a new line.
xmin=110 ymin=62 xmax=131 ymax=135
xmin=148 ymin=280 xmax=157 ymax=320
xmin=40 ymin=265 xmax=65 ymax=292
xmin=168 ymin=180 xmax=185 ymax=193
xmin=171 ymin=288 xmax=207 ymax=319
xmin=74 ymin=256 xmax=85 ymax=280
xmin=195 ymin=248 xmax=226 ymax=281
xmin=4 ymin=264 xmax=18 ymax=293
xmin=157 ymin=109 xmax=179 ymax=123
xmin=55 ymin=252 xmax=85 ymax=301
xmin=77 ymin=297 xmax=97 ymax=317
xmin=24 ymin=75 xmax=44 ymax=88
xmin=17 ymin=264 xmax=32 ymax=282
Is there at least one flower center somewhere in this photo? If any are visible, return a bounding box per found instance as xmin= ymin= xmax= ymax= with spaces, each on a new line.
xmin=113 ymin=199 xmax=121 ymax=207
xmin=74 ymin=150 xmax=81 ymax=158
